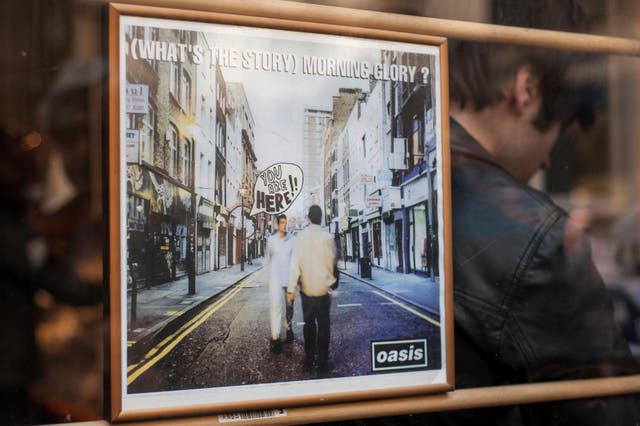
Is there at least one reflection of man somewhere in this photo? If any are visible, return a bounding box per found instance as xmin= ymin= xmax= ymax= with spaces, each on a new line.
xmin=288 ymin=205 xmax=336 ymax=374
xmin=1 ymin=60 xmax=104 ymax=425
xmin=431 ymin=1 xmax=640 ymax=424
xmin=266 ymin=214 xmax=294 ymax=353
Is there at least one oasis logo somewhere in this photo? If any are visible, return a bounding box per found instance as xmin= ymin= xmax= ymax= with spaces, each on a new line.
xmin=371 ymin=339 xmax=428 ymax=372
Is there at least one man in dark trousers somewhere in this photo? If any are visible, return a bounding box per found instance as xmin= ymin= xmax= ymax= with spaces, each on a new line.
xmin=287 ymin=205 xmax=336 ymax=374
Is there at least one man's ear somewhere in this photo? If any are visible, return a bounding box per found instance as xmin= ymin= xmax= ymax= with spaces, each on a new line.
xmin=509 ymin=66 xmax=541 ymax=117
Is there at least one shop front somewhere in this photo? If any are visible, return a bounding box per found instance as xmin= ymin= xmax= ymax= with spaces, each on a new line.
xmin=196 ymin=199 xmax=214 ymax=274
xmin=127 ymin=164 xmax=195 ymax=285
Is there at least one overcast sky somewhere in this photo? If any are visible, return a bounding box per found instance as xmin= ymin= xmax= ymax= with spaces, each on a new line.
xmin=206 ymin=25 xmax=377 ymax=170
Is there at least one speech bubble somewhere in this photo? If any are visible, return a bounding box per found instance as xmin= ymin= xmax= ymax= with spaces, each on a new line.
xmin=249 ymin=162 xmax=304 ymax=216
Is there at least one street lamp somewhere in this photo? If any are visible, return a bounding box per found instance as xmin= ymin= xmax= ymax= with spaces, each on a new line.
xmin=239 ymin=183 xmax=249 ymax=272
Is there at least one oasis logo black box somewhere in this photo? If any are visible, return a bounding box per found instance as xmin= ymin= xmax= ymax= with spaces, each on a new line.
xmin=371 ymin=338 xmax=428 ymax=372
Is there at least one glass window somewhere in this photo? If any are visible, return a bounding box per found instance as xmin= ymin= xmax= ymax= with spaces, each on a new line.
xmin=180 ymin=70 xmax=191 ymax=112
xmin=169 ymin=62 xmax=179 ymax=98
xmin=181 ymin=138 xmax=192 ymax=185
xmin=167 ymin=125 xmax=178 ymax=177
xmin=199 ymin=152 xmax=205 ymax=186
xmin=409 ymin=116 xmax=423 ymax=168
xmin=5 ymin=1 xmax=640 ymax=424
xmin=410 ymin=204 xmax=428 ymax=274
xmin=142 ymin=104 xmax=155 ymax=163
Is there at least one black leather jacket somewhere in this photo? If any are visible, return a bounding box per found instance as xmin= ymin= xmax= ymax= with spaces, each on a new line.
xmin=439 ymin=120 xmax=640 ymax=424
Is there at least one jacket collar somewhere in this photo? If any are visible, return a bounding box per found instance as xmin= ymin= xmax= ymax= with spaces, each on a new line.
xmin=450 ymin=118 xmax=502 ymax=169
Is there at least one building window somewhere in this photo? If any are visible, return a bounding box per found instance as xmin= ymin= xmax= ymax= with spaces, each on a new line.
xmin=216 ymin=122 xmax=225 ymax=156
xmin=167 ymin=125 xmax=178 ymax=177
xmin=199 ymin=152 xmax=205 ymax=185
xmin=142 ymin=104 xmax=156 ymax=163
xmin=362 ymin=134 xmax=366 ymax=158
xmin=182 ymin=138 xmax=192 ymax=186
xmin=410 ymin=204 xmax=428 ymax=274
xmin=209 ymin=107 xmax=214 ymax=136
xmin=180 ymin=71 xmax=191 ymax=112
xmin=125 ymin=112 xmax=136 ymax=130
xmin=200 ymin=95 xmax=206 ymax=123
xmin=425 ymin=108 xmax=435 ymax=151
xmin=409 ymin=116 xmax=424 ymax=168
xmin=216 ymin=123 xmax=221 ymax=152
xmin=215 ymin=167 xmax=225 ymax=205
xmin=170 ymin=62 xmax=179 ymax=98
xmin=343 ymin=159 xmax=350 ymax=182
xmin=127 ymin=195 xmax=147 ymax=233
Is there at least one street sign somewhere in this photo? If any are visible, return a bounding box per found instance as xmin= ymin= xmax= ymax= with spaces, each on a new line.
xmin=125 ymin=129 xmax=140 ymax=163
xmin=360 ymin=174 xmax=375 ymax=184
xmin=126 ymin=84 xmax=149 ymax=114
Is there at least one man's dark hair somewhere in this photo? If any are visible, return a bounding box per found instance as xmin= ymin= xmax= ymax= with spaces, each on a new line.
xmin=449 ymin=0 xmax=594 ymax=130
xmin=276 ymin=214 xmax=287 ymax=224
xmin=308 ymin=205 xmax=322 ymax=225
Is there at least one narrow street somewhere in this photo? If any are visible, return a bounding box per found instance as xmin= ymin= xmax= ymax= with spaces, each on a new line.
xmin=127 ymin=270 xmax=441 ymax=394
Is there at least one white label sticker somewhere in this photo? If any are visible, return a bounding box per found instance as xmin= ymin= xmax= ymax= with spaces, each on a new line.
xmin=219 ymin=408 xmax=287 ymax=423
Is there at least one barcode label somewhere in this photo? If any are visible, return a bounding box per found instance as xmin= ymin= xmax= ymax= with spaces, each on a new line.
xmin=219 ymin=408 xmax=287 ymax=422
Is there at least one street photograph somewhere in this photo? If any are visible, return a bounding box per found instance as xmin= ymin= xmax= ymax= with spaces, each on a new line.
xmin=117 ymin=14 xmax=449 ymax=410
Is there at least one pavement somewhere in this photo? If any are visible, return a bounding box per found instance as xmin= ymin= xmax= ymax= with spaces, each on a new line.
xmin=126 ymin=256 xmax=442 ymax=352
xmin=126 ymin=258 xmax=266 ymax=346
xmin=339 ymin=260 xmax=441 ymax=315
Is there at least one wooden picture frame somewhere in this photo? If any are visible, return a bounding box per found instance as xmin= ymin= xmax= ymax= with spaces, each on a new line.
xmin=108 ymin=2 xmax=453 ymax=421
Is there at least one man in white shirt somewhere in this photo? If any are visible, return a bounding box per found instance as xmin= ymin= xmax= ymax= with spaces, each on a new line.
xmin=266 ymin=214 xmax=294 ymax=353
xmin=287 ymin=205 xmax=337 ymax=373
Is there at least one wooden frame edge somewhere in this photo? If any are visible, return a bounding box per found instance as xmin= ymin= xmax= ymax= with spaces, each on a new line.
xmin=438 ymin=40 xmax=455 ymax=389
xmin=109 ymin=0 xmax=640 ymax=55
xmin=117 ymin=375 xmax=640 ymax=425
xmin=116 ymin=383 xmax=454 ymax=423
xmin=108 ymin=3 xmax=124 ymax=421
xmin=110 ymin=2 xmax=448 ymax=47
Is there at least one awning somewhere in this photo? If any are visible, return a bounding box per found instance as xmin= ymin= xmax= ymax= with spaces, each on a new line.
xmin=127 ymin=165 xmax=194 ymax=216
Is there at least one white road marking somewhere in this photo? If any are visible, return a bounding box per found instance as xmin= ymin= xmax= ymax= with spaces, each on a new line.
xmin=371 ymin=290 xmax=440 ymax=327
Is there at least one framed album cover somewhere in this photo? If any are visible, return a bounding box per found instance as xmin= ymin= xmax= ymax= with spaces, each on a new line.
xmin=108 ymin=2 xmax=453 ymax=421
